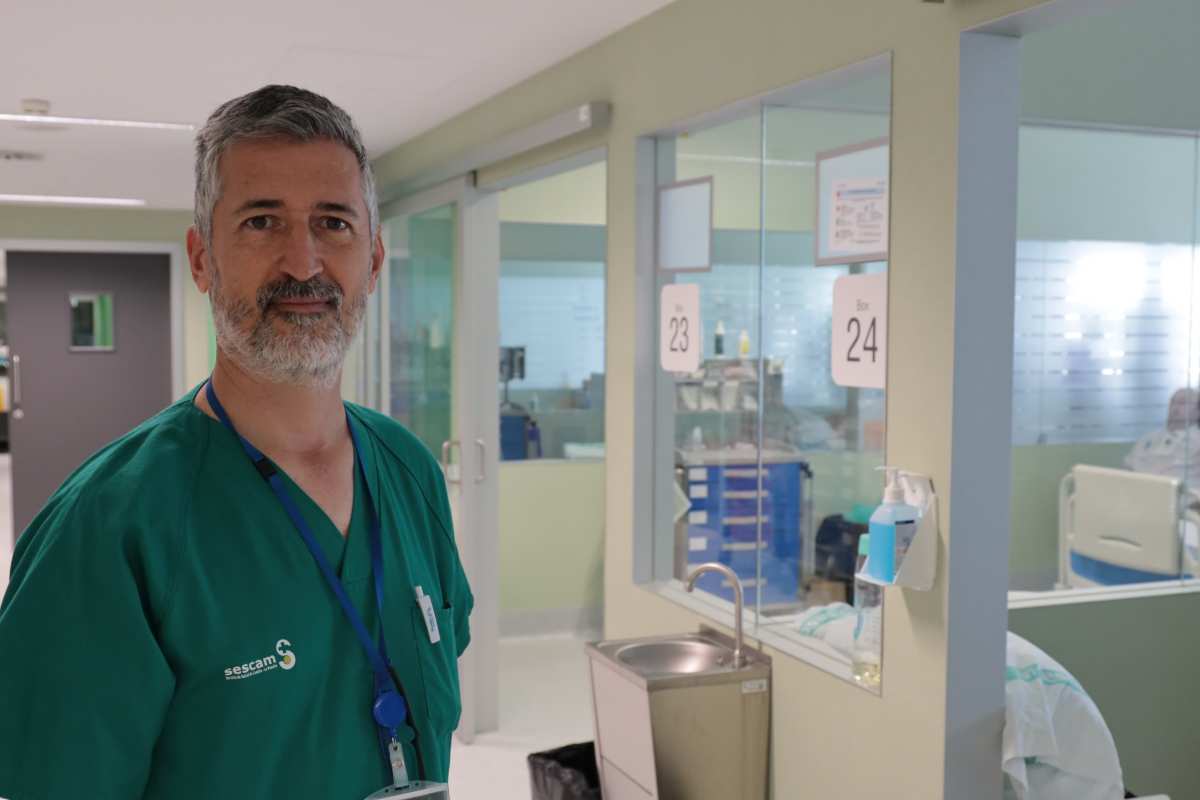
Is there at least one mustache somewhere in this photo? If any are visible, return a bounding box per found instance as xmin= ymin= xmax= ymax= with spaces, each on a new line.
xmin=257 ymin=277 xmax=343 ymax=313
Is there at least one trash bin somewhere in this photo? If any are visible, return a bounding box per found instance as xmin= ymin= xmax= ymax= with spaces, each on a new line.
xmin=528 ymin=742 xmax=602 ymax=800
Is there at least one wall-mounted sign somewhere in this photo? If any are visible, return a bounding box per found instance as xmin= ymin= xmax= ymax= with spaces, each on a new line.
xmin=660 ymin=283 xmax=701 ymax=373
xmin=831 ymin=273 xmax=886 ymax=389
xmin=657 ymin=177 xmax=713 ymax=272
xmin=815 ymin=138 xmax=890 ymax=266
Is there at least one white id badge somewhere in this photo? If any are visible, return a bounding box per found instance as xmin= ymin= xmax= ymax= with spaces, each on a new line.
xmin=364 ymin=781 xmax=450 ymax=799
xmin=415 ymin=587 xmax=441 ymax=644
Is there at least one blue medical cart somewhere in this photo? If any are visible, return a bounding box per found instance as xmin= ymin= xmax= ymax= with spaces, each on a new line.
xmin=678 ymin=449 xmax=814 ymax=612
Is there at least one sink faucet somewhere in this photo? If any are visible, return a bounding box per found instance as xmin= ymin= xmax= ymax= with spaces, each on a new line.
xmin=685 ymin=562 xmax=745 ymax=668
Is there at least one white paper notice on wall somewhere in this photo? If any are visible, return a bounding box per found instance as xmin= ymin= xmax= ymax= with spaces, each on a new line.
xmin=815 ymin=138 xmax=890 ymax=266
xmin=828 ymin=177 xmax=888 ymax=258
xmin=831 ymin=273 xmax=887 ymax=389
xmin=660 ymin=283 xmax=702 ymax=373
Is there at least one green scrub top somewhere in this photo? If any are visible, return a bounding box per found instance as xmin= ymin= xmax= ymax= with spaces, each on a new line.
xmin=0 ymin=387 xmax=473 ymax=800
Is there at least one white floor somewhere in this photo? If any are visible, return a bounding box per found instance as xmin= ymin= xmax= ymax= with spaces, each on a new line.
xmin=450 ymin=633 xmax=597 ymax=799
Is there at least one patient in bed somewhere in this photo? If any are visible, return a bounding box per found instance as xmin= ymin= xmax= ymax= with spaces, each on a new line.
xmin=1124 ymin=387 xmax=1200 ymax=570
xmin=1125 ymin=388 xmax=1200 ymax=485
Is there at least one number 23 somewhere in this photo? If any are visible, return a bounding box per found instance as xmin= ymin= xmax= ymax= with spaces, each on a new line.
xmin=668 ymin=316 xmax=690 ymax=353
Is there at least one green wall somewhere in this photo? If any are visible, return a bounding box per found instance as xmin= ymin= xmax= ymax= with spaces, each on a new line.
xmin=498 ymin=460 xmax=604 ymax=632
xmin=1010 ymin=592 xmax=1200 ymax=800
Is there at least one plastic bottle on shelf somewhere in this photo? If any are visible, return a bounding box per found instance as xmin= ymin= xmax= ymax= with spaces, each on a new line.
xmin=852 ymin=534 xmax=882 ymax=690
xmin=738 ymin=329 xmax=750 ymax=357
xmin=714 ymin=320 xmax=726 ymax=357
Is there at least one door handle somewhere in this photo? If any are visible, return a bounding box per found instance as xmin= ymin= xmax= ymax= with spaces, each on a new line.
xmin=474 ymin=438 xmax=486 ymax=484
xmin=10 ymin=354 xmax=23 ymax=420
xmin=441 ymin=439 xmax=462 ymax=485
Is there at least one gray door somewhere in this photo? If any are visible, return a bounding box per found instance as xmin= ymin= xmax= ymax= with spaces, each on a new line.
xmin=7 ymin=251 xmax=172 ymax=535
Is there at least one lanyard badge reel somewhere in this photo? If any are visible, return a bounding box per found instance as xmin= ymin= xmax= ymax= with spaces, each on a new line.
xmin=366 ymin=689 xmax=450 ymax=800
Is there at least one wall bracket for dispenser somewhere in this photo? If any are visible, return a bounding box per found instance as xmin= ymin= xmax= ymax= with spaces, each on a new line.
xmin=857 ymin=471 xmax=938 ymax=591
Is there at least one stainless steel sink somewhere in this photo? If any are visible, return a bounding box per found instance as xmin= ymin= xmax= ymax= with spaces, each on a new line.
xmin=615 ymin=636 xmax=732 ymax=676
xmin=587 ymin=627 xmax=771 ymax=799
xmin=587 ymin=627 xmax=768 ymax=691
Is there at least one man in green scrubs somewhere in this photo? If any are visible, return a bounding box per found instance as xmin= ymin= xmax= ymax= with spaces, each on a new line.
xmin=0 ymin=85 xmax=472 ymax=799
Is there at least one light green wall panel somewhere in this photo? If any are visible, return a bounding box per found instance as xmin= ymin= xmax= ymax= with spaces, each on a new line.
xmin=1010 ymin=592 xmax=1200 ymax=800
xmin=1016 ymin=126 xmax=1198 ymax=244
xmin=499 ymin=460 xmax=604 ymax=617
xmin=0 ymin=206 xmax=190 ymax=243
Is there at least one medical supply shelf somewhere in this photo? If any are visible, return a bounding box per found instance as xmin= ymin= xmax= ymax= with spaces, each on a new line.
xmin=677 ymin=447 xmax=814 ymax=612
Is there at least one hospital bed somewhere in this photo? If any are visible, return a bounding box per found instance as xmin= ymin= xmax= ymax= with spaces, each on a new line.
xmin=1058 ymin=465 xmax=1200 ymax=588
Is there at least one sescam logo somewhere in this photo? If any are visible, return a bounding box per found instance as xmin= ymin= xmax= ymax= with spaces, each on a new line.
xmin=224 ymin=639 xmax=297 ymax=681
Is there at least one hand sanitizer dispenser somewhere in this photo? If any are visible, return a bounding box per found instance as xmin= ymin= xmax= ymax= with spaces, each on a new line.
xmin=866 ymin=467 xmax=920 ymax=584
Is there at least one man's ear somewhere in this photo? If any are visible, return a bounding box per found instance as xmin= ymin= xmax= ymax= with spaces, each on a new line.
xmin=368 ymin=229 xmax=384 ymax=294
xmin=186 ymin=226 xmax=212 ymax=294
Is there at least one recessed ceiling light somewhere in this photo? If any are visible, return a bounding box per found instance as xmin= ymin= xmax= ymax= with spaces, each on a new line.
xmin=0 ymin=113 xmax=194 ymax=132
xmin=0 ymin=194 xmax=147 ymax=208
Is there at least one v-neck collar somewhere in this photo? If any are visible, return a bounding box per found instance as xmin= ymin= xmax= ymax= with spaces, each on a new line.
xmin=272 ymin=412 xmax=377 ymax=582
xmin=187 ymin=385 xmax=379 ymax=582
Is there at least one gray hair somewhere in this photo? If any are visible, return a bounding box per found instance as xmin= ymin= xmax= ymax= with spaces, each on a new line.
xmin=193 ymin=85 xmax=378 ymax=243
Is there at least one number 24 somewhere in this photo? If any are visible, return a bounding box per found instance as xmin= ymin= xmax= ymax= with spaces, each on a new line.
xmin=846 ymin=316 xmax=878 ymax=363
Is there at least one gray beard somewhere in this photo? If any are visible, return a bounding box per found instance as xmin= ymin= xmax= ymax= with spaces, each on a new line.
xmin=209 ymin=267 xmax=366 ymax=390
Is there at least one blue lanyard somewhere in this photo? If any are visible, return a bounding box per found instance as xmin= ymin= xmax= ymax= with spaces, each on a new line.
xmin=204 ymin=380 xmax=419 ymax=780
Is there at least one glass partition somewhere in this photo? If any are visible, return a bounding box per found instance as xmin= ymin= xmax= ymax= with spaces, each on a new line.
xmin=498 ymin=254 xmax=605 ymax=461
xmin=1009 ymin=125 xmax=1200 ymax=596
xmin=650 ymin=57 xmax=892 ymax=690
xmin=386 ymin=204 xmax=455 ymax=455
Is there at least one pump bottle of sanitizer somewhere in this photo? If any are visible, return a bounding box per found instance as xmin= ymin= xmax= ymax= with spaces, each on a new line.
xmin=866 ymin=467 xmax=919 ymax=584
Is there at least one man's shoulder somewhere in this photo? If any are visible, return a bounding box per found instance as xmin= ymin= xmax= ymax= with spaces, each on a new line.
xmin=11 ymin=398 xmax=208 ymax=580
xmin=345 ymin=403 xmax=441 ymax=482
xmin=52 ymin=398 xmax=208 ymax=517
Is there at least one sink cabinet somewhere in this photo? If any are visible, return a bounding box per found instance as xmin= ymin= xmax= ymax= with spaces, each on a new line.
xmin=586 ymin=630 xmax=771 ymax=800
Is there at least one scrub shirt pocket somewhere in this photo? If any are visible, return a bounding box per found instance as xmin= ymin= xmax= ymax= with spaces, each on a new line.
xmin=412 ymin=601 xmax=462 ymax=734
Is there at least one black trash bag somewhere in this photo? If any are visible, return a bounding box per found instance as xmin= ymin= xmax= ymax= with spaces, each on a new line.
xmin=528 ymin=742 xmax=602 ymax=800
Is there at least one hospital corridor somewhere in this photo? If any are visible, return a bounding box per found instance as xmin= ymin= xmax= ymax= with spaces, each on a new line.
xmin=1 ymin=0 xmax=1198 ymax=799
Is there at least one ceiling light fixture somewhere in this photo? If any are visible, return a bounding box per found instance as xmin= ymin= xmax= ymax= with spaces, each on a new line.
xmin=0 ymin=194 xmax=147 ymax=208
xmin=1 ymin=99 xmax=194 ymax=132
xmin=0 ymin=113 xmax=194 ymax=132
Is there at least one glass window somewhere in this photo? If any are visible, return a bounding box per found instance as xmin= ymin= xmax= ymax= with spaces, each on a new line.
xmin=498 ymin=162 xmax=606 ymax=461
xmin=1009 ymin=126 xmax=1200 ymax=593
xmin=68 ymin=292 xmax=114 ymax=351
xmin=386 ymin=205 xmax=455 ymax=455
xmin=648 ymin=58 xmax=892 ymax=690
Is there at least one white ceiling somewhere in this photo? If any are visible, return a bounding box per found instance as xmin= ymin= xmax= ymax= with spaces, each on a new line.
xmin=0 ymin=0 xmax=673 ymax=210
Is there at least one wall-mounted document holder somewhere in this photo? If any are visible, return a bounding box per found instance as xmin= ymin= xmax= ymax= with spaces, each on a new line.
xmin=856 ymin=471 xmax=938 ymax=591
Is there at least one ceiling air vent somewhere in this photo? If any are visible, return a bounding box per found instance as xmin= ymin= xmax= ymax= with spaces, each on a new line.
xmin=0 ymin=150 xmax=44 ymax=162
xmin=14 ymin=99 xmax=67 ymax=132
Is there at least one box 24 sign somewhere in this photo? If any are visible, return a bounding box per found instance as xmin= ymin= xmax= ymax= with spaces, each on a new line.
xmin=831 ymin=273 xmax=886 ymax=389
